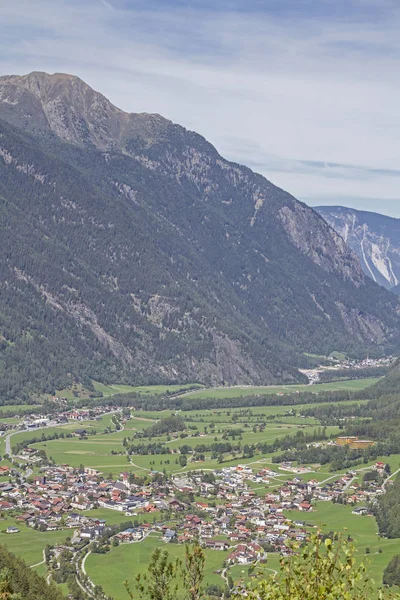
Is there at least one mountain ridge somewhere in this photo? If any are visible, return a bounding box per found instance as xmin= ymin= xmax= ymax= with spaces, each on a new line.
xmin=0 ymin=72 xmax=399 ymax=399
xmin=0 ymin=71 xmax=174 ymax=149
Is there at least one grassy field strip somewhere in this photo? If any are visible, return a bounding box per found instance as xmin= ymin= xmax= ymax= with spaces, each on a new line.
xmin=92 ymin=381 xmax=204 ymax=398
xmin=133 ymin=399 xmax=369 ymax=422
xmin=0 ymin=405 xmax=41 ymax=416
xmin=177 ymin=378 xmax=381 ymax=400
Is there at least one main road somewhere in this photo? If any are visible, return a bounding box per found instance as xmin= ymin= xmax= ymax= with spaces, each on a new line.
xmin=5 ymin=420 xmax=60 ymax=457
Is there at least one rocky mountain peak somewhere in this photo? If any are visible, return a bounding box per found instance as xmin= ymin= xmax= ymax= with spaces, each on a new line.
xmin=0 ymin=71 xmax=88 ymax=95
xmin=0 ymin=71 xmax=171 ymax=148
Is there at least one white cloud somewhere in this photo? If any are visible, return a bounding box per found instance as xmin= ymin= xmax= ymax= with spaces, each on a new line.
xmin=0 ymin=0 xmax=399 ymax=215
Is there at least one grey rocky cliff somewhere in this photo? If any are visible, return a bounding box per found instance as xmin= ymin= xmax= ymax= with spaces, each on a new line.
xmin=317 ymin=206 xmax=400 ymax=291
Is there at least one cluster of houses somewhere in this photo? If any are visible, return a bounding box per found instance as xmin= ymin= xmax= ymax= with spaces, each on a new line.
xmin=153 ymin=462 xmax=387 ymax=561
xmin=17 ymin=406 xmax=117 ymax=431
xmin=0 ymin=465 xmax=152 ymax=534
xmin=15 ymin=461 xmax=379 ymax=539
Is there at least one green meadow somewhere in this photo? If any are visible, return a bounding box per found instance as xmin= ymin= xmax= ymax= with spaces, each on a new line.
xmin=29 ymin=421 xmax=339 ymax=478
xmin=49 ymin=381 xmax=203 ymax=403
xmin=0 ymin=404 xmax=41 ymax=416
xmin=92 ymin=381 xmax=203 ymax=397
xmin=133 ymin=398 xmax=368 ymax=423
xmin=178 ymin=378 xmax=381 ymax=400
xmin=13 ymin=402 xmax=343 ymax=477
xmin=0 ymin=516 xmax=69 ymax=566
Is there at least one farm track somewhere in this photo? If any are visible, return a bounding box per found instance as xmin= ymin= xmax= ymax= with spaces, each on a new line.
xmin=30 ymin=549 xmax=46 ymax=569
xmin=81 ymin=550 xmax=91 ymax=575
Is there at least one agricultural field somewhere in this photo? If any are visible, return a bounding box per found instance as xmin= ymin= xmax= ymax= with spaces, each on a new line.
xmin=24 ymin=407 xmax=340 ymax=478
xmin=92 ymin=381 xmax=204 ymax=398
xmin=8 ymin=390 xmax=364 ymax=480
xmin=24 ymin=417 xmax=154 ymax=478
xmin=9 ymin=413 xmax=117 ymax=449
xmin=133 ymin=398 xmax=369 ymax=422
xmin=4 ymin=396 xmax=375 ymax=485
xmin=0 ymin=404 xmax=41 ymax=415
xmin=50 ymin=381 xmax=204 ymax=402
xmin=177 ymin=378 xmax=381 ymax=400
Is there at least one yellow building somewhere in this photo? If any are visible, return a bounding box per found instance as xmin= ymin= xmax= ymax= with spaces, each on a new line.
xmin=336 ymin=436 xmax=358 ymax=446
xmin=350 ymin=439 xmax=374 ymax=449
xmin=336 ymin=436 xmax=374 ymax=449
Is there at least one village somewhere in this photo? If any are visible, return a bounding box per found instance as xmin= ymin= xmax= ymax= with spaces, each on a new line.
xmin=0 ymin=391 xmax=397 ymax=600
xmin=0 ymin=452 xmax=391 ymax=567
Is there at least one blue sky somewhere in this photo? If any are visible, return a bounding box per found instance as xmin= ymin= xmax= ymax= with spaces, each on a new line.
xmin=1 ymin=0 xmax=400 ymax=217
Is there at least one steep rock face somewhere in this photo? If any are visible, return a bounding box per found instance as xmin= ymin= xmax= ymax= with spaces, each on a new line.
xmin=279 ymin=204 xmax=364 ymax=286
xmin=0 ymin=72 xmax=399 ymax=399
xmin=317 ymin=206 xmax=400 ymax=291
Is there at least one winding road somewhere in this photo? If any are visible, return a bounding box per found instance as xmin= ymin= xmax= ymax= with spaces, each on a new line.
xmin=5 ymin=420 xmax=65 ymax=457
xmin=382 ymin=467 xmax=400 ymax=489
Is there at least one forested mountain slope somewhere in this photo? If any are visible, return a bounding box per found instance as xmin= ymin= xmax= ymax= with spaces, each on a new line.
xmin=316 ymin=206 xmax=400 ymax=291
xmin=0 ymin=545 xmax=64 ymax=600
xmin=0 ymin=72 xmax=399 ymax=399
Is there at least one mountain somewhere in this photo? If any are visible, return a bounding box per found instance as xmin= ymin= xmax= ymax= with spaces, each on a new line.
xmin=316 ymin=206 xmax=400 ymax=292
xmin=0 ymin=72 xmax=399 ymax=400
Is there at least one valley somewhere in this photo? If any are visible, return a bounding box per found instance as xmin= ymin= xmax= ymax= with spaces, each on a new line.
xmin=0 ymin=368 xmax=399 ymax=599
xmin=0 ymin=71 xmax=399 ymax=600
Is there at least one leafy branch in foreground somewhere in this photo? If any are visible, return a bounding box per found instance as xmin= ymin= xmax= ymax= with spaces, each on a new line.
xmin=125 ymin=543 xmax=206 ymax=600
xmin=181 ymin=543 xmax=205 ymax=600
xmin=238 ymin=533 xmax=399 ymax=600
xmin=125 ymin=547 xmax=179 ymax=600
